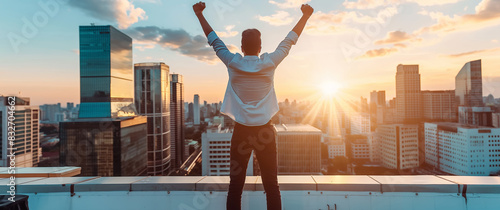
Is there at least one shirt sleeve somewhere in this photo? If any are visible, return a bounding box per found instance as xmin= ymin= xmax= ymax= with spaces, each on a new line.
xmin=207 ymin=31 xmax=236 ymax=66
xmin=268 ymin=31 xmax=299 ymax=66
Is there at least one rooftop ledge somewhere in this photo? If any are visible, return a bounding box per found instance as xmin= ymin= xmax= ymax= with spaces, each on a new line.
xmin=3 ymin=175 xmax=500 ymax=210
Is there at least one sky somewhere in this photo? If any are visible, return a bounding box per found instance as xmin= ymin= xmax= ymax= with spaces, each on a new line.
xmin=1 ymin=0 xmax=500 ymax=106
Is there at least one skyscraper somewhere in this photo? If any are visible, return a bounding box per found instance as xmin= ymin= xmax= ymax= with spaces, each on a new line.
xmin=78 ymin=25 xmax=136 ymax=118
xmin=134 ymin=62 xmax=171 ymax=175
xmin=0 ymin=96 xmax=40 ymax=167
xmin=193 ymin=94 xmax=200 ymax=125
xmin=396 ymin=64 xmax=422 ymax=123
xmin=170 ymin=74 xmax=185 ymax=169
xmin=60 ymin=25 xmax=147 ymax=177
xmin=455 ymin=59 xmax=483 ymax=107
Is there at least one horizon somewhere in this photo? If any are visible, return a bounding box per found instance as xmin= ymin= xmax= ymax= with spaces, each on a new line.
xmin=1 ymin=0 xmax=500 ymax=105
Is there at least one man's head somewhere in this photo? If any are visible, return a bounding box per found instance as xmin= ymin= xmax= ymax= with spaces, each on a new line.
xmin=241 ymin=29 xmax=261 ymax=56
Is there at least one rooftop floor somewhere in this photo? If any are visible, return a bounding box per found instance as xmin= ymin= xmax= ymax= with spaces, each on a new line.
xmin=3 ymin=175 xmax=500 ymax=210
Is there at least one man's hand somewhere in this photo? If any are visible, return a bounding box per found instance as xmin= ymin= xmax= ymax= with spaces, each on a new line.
xmin=193 ymin=1 xmax=206 ymax=16
xmin=301 ymin=4 xmax=314 ymax=17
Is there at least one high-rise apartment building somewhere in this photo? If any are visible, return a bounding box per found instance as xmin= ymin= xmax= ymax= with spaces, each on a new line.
xmin=377 ymin=124 xmax=419 ymax=170
xmin=396 ymin=64 xmax=421 ymax=123
xmin=425 ymin=122 xmax=500 ymax=176
xmin=193 ymin=94 xmax=200 ymax=125
xmin=0 ymin=96 xmax=40 ymax=167
xmin=78 ymin=25 xmax=136 ymax=118
xmin=421 ymin=90 xmax=456 ymax=121
xmin=274 ymin=124 xmax=322 ymax=174
xmin=170 ymin=74 xmax=185 ymax=169
xmin=134 ymin=62 xmax=171 ymax=175
xmin=201 ymin=124 xmax=253 ymax=176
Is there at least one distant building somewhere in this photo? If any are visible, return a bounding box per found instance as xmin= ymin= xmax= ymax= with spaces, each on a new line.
xmin=425 ymin=122 xmax=500 ymax=176
xmin=78 ymin=25 xmax=136 ymax=118
xmin=67 ymin=102 xmax=74 ymax=110
xmin=59 ymin=117 xmax=148 ymax=176
xmin=134 ymin=62 xmax=172 ymax=175
xmin=274 ymin=124 xmax=322 ymax=174
xmin=194 ymin=95 xmax=200 ymax=125
xmin=421 ymin=90 xmax=456 ymax=121
xmin=351 ymin=113 xmax=370 ymax=135
xmin=345 ymin=135 xmax=370 ymax=161
xmin=370 ymin=90 xmax=386 ymax=130
xmin=377 ymin=124 xmax=419 ymax=170
xmin=368 ymin=133 xmax=380 ymax=163
xmin=0 ymin=96 xmax=40 ymax=167
xmin=458 ymin=106 xmax=492 ymax=127
xmin=170 ymin=74 xmax=185 ymax=169
xmin=396 ymin=64 xmax=422 ymax=123
xmin=213 ymin=116 xmax=225 ymax=128
xmin=493 ymin=113 xmax=500 ymax=128
xmin=455 ymin=59 xmax=483 ymax=107
xmin=327 ymin=137 xmax=345 ymax=159
xmin=201 ymin=125 xmax=253 ymax=176
xmin=39 ymin=104 xmax=61 ymax=122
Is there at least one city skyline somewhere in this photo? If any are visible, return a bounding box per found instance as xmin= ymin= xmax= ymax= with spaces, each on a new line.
xmin=1 ymin=0 xmax=500 ymax=105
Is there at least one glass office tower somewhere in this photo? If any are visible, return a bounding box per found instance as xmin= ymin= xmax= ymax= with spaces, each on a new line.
xmin=134 ymin=63 xmax=171 ymax=175
xmin=79 ymin=25 xmax=136 ymax=118
xmin=455 ymin=59 xmax=483 ymax=107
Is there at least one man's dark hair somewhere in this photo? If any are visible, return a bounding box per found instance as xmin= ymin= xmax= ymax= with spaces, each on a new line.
xmin=241 ymin=29 xmax=261 ymax=55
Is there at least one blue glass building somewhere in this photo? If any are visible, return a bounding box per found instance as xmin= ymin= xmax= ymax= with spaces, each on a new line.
xmin=79 ymin=25 xmax=136 ymax=118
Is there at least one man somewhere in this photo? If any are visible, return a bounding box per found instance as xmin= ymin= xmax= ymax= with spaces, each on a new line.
xmin=193 ymin=2 xmax=313 ymax=210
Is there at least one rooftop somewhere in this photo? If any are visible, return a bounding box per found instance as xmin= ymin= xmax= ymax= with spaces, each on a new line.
xmin=4 ymin=175 xmax=500 ymax=209
xmin=0 ymin=167 xmax=80 ymax=178
xmin=274 ymin=124 xmax=322 ymax=132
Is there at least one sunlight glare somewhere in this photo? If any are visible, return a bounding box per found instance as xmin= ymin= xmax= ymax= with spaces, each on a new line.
xmin=319 ymin=81 xmax=342 ymax=97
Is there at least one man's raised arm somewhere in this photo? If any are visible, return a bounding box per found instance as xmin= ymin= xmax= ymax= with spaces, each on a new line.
xmin=193 ymin=1 xmax=235 ymax=65
xmin=292 ymin=4 xmax=314 ymax=37
xmin=193 ymin=2 xmax=213 ymax=37
xmin=269 ymin=4 xmax=313 ymax=65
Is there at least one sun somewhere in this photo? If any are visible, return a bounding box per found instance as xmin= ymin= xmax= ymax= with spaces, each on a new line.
xmin=319 ymin=81 xmax=342 ymax=97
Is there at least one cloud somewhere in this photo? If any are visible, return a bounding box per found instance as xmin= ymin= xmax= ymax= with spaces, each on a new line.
xmin=258 ymin=11 xmax=294 ymax=26
xmin=447 ymin=47 xmax=500 ymax=58
xmin=358 ymin=47 xmax=399 ymax=58
xmin=216 ymin=25 xmax=239 ymax=38
xmin=418 ymin=0 xmax=500 ymax=34
xmin=374 ymin=30 xmax=420 ymax=45
xmin=269 ymin=0 xmax=311 ymax=8
xmin=68 ymin=0 xmax=147 ymax=29
xmin=343 ymin=0 xmax=460 ymax=9
xmin=305 ymin=7 xmax=398 ymax=35
xmin=128 ymin=26 xmax=237 ymax=64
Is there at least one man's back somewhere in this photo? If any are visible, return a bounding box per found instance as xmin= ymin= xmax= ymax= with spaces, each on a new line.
xmin=206 ymin=30 xmax=299 ymax=126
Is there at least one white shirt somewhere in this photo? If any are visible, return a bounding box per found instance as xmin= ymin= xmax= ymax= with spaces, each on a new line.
xmin=207 ymin=30 xmax=299 ymax=126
